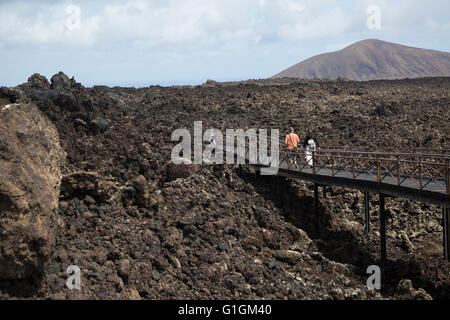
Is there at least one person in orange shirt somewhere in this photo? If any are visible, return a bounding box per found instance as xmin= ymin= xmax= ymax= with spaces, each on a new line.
xmin=285 ymin=127 xmax=300 ymax=168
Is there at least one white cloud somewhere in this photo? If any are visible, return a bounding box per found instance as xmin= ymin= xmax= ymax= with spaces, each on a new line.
xmin=0 ymin=2 xmax=101 ymax=46
xmin=0 ymin=0 xmax=360 ymax=49
xmin=276 ymin=6 xmax=352 ymax=41
xmin=1 ymin=0 xmax=449 ymax=49
xmin=354 ymin=0 xmax=450 ymax=33
xmin=99 ymin=0 xmax=259 ymax=47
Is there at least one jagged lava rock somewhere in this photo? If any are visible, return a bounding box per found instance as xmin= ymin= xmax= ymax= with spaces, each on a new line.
xmin=26 ymin=73 xmax=51 ymax=90
xmin=0 ymin=103 xmax=65 ymax=279
xmin=50 ymin=72 xmax=72 ymax=90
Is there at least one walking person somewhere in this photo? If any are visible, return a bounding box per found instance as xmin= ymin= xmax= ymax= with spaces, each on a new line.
xmin=303 ymin=128 xmax=320 ymax=167
xmin=285 ymin=127 xmax=300 ymax=168
xmin=210 ymin=133 xmax=216 ymax=146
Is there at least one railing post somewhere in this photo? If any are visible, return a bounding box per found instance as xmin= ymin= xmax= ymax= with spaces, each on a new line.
xmin=352 ymin=152 xmax=355 ymax=179
xmin=314 ymin=183 xmax=320 ymax=235
xmin=331 ymin=153 xmax=335 ymax=176
xmin=397 ymin=156 xmax=400 ymax=185
xmin=298 ymin=149 xmax=301 ymax=172
xmin=312 ymin=151 xmax=316 ymax=175
xmin=419 ymin=156 xmax=423 ymax=189
xmin=377 ymin=155 xmax=381 ymax=183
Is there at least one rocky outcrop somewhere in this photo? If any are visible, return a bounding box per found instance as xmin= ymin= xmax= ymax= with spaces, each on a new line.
xmin=0 ymin=87 xmax=22 ymax=104
xmin=19 ymin=72 xmax=93 ymax=116
xmin=51 ymin=72 xmax=74 ymax=90
xmin=0 ymin=103 xmax=65 ymax=279
xmin=26 ymin=74 xmax=51 ymax=90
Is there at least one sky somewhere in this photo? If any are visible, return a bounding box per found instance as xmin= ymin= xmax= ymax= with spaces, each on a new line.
xmin=0 ymin=0 xmax=449 ymax=87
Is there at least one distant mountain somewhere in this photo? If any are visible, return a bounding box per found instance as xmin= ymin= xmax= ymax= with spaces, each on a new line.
xmin=272 ymin=39 xmax=450 ymax=81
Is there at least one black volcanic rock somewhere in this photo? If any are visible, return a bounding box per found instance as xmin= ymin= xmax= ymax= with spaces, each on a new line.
xmin=55 ymin=90 xmax=80 ymax=112
xmin=0 ymin=87 xmax=22 ymax=103
xmin=51 ymin=72 xmax=72 ymax=90
xmin=89 ymin=118 xmax=112 ymax=133
xmin=31 ymin=89 xmax=59 ymax=102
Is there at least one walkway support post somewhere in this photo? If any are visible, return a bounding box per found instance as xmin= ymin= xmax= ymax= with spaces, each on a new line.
xmin=442 ymin=159 xmax=450 ymax=261
xmin=314 ymin=183 xmax=319 ymax=235
xmin=379 ymin=193 xmax=387 ymax=266
xmin=443 ymin=207 xmax=449 ymax=261
xmin=276 ymin=176 xmax=279 ymax=198
xmin=364 ymin=191 xmax=370 ymax=233
xmin=446 ymin=159 xmax=450 ymax=195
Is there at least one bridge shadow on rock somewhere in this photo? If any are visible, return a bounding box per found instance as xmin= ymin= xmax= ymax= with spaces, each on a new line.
xmin=383 ymin=258 xmax=450 ymax=300
xmin=236 ymin=167 xmax=449 ymax=299
xmin=236 ymin=169 xmax=377 ymax=269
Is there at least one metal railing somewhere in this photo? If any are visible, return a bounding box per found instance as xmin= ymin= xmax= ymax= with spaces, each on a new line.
xmin=324 ymin=146 xmax=450 ymax=155
xmin=231 ymin=137 xmax=450 ymax=195
xmin=306 ymin=150 xmax=450 ymax=194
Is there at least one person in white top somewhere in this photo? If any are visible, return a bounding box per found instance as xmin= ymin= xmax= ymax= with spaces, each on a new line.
xmin=303 ymin=128 xmax=320 ymax=167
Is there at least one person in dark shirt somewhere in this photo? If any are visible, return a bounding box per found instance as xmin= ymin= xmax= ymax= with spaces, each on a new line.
xmin=303 ymin=129 xmax=320 ymax=150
